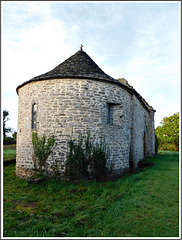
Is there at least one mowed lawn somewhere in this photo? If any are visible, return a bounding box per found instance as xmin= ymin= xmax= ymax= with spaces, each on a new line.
xmin=3 ymin=149 xmax=16 ymax=160
xmin=3 ymin=151 xmax=179 ymax=237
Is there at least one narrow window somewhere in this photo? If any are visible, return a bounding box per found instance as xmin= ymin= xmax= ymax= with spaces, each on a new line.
xmin=32 ymin=103 xmax=37 ymax=129
xmin=107 ymin=103 xmax=113 ymax=124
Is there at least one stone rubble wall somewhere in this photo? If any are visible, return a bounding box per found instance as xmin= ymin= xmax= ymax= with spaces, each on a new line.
xmin=16 ymin=78 xmax=155 ymax=178
xmin=132 ymin=95 xmax=149 ymax=168
xmin=132 ymin=95 xmax=155 ymax=168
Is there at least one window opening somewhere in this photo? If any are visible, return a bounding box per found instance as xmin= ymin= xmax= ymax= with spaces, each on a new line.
xmin=107 ymin=102 xmax=121 ymax=125
xmin=107 ymin=103 xmax=113 ymax=124
xmin=32 ymin=103 xmax=37 ymax=129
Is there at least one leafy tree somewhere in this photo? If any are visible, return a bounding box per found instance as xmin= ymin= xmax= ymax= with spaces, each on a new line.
xmin=155 ymin=112 xmax=179 ymax=151
xmin=3 ymin=110 xmax=13 ymax=138
xmin=12 ymin=132 xmax=17 ymax=143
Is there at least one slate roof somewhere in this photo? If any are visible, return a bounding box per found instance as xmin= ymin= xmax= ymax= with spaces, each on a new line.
xmin=30 ymin=50 xmax=117 ymax=82
xmin=16 ymin=49 xmax=155 ymax=112
xmin=16 ymin=50 xmax=119 ymax=93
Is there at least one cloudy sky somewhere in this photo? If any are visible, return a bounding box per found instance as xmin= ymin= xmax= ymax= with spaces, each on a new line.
xmin=2 ymin=1 xmax=180 ymax=134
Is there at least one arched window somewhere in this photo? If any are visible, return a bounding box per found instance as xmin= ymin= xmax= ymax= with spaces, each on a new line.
xmin=32 ymin=103 xmax=38 ymax=129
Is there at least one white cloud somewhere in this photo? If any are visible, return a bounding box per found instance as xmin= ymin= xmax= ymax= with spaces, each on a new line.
xmin=2 ymin=4 xmax=74 ymax=91
xmin=2 ymin=2 xmax=73 ymax=132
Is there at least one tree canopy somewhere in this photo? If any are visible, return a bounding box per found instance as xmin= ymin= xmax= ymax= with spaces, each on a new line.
xmin=155 ymin=112 xmax=179 ymax=151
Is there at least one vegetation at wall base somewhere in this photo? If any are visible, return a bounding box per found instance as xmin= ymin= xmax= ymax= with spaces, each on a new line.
xmin=32 ymin=132 xmax=57 ymax=171
xmin=3 ymin=151 xmax=179 ymax=237
xmin=65 ymin=131 xmax=110 ymax=181
xmin=130 ymin=158 xmax=154 ymax=174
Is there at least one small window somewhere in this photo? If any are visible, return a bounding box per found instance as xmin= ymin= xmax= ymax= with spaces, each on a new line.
xmin=107 ymin=103 xmax=113 ymax=124
xmin=107 ymin=102 xmax=121 ymax=125
xmin=32 ymin=103 xmax=37 ymax=129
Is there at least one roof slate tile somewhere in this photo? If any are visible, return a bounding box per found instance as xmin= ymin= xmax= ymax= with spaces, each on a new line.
xmin=30 ymin=50 xmax=117 ymax=82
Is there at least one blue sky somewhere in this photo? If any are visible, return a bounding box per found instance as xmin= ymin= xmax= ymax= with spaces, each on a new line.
xmin=2 ymin=1 xmax=180 ymax=134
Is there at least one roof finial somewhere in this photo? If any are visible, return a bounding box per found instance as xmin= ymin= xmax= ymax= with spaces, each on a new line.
xmin=80 ymin=44 xmax=83 ymax=51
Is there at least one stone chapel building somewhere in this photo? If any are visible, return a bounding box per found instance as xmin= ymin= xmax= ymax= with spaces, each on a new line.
xmin=16 ymin=47 xmax=156 ymax=179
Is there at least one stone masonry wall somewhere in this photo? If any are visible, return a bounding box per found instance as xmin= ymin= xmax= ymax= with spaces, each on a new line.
xmin=132 ymin=95 xmax=155 ymax=168
xmin=132 ymin=95 xmax=148 ymax=168
xmin=148 ymin=109 xmax=156 ymax=156
xmin=16 ymin=78 xmax=132 ymax=178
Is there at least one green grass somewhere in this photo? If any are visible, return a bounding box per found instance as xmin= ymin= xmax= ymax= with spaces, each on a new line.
xmin=3 ymin=149 xmax=16 ymax=160
xmin=3 ymin=151 xmax=179 ymax=237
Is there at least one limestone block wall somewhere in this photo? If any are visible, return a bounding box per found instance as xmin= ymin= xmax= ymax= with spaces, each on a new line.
xmin=16 ymin=78 xmax=132 ymax=178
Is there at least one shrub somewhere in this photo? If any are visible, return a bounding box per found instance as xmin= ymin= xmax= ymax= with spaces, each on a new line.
xmin=32 ymin=132 xmax=56 ymax=172
xmin=65 ymin=131 xmax=110 ymax=181
xmin=90 ymin=139 xmax=108 ymax=180
xmin=157 ymin=139 xmax=177 ymax=151
xmin=65 ymin=135 xmax=87 ymax=180
xmin=3 ymin=137 xmax=15 ymax=145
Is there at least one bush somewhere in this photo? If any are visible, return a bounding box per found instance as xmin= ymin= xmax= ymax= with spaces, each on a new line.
xmin=65 ymin=135 xmax=87 ymax=180
xmin=157 ymin=139 xmax=178 ymax=151
xmin=32 ymin=132 xmax=56 ymax=171
xmin=3 ymin=137 xmax=15 ymax=145
xmin=90 ymin=142 xmax=108 ymax=180
xmin=65 ymin=131 xmax=110 ymax=181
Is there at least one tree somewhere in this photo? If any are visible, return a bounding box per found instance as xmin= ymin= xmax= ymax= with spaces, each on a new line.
xmin=3 ymin=110 xmax=13 ymax=138
xmin=155 ymin=112 xmax=179 ymax=151
xmin=12 ymin=132 xmax=17 ymax=144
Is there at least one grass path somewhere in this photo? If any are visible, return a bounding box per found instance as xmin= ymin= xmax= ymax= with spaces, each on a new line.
xmin=3 ymin=151 xmax=179 ymax=237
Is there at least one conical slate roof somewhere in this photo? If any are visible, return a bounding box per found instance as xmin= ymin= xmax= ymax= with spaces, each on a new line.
xmin=16 ymin=48 xmax=154 ymax=112
xmin=30 ymin=50 xmax=117 ymax=82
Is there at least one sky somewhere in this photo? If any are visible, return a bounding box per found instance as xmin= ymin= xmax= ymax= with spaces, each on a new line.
xmin=2 ymin=1 xmax=180 ymax=135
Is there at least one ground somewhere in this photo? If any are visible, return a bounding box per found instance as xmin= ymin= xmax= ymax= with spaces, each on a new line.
xmin=3 ymin=150 xmax=179 ymax=237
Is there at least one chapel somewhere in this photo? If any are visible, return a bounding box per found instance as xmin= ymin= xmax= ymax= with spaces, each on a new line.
xmin=16 ymin=47 xmax=156 ymax=178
